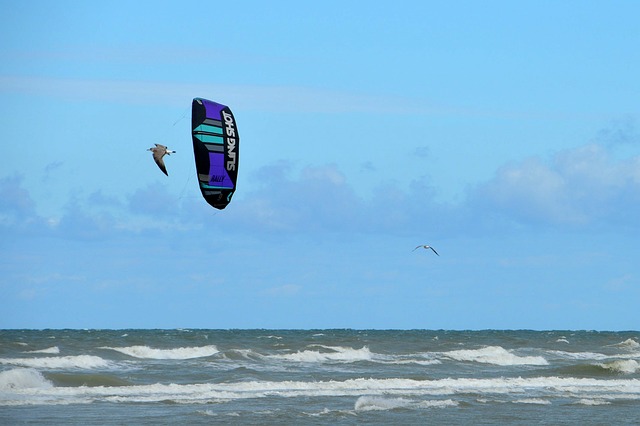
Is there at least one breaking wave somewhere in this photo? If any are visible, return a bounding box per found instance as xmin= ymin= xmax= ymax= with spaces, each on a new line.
xmin=268 ymin=345 xmax=373 ymax=363
xmin=0 ymin=355 xmax=112 ymax=370
xmin=4 ymin=376 xmax=638 ymax=406
xmin=100 ymin=345 xmax=219 ymax=360
xmin=547 ymin=350 xmax=609 ymax=360
xmin=443 ymin=346 xmax=548 ymax=366
xmin=610 ymin=339 xmax=640 ymax=350
xmin=596 ymin=359 xmax=640 ymax=374
xmin=354 ymin=396 xmax=457 ymax=411
xmin=0 ymin=368 xmax=53 ymax=391
xmin=24 ymin=347 xmax=60 ymax=355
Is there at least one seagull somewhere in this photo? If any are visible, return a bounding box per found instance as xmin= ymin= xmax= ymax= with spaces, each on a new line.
xmin=148 ymin=144 xmax=175 ymax=176
xmin=413 ymin=245 xmax=439 ymax=256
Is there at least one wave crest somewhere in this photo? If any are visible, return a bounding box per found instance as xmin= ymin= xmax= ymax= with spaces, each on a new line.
xmin=611 ymin=339 xmax=640 ymax=350
xmin=355 ymin=396 xmax=457 ymax=411
xmin=443 ymin=346 xmax=548 ymax=366
xmin=597 ymin=359 xmax=640 ymax=374
xmin=24 ymin=347 xmax=60 ymax=355
xmin=0 ymin=355 xmax=111 ymax=370
xmin=269 ymin=345 xmax=372 ymax=363
xmin=101 ymin=345 xmax=219 ymax=360
xmin=0 ymin=368 xmax=53 ymax=390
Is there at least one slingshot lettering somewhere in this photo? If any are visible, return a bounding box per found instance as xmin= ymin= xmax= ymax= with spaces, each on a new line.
xmin=223 ymin=111 xmax=237 ymax=172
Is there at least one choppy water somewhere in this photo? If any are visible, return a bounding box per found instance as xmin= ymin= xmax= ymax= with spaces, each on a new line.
xmin=1 ymin=329 xmax=639 ymax=425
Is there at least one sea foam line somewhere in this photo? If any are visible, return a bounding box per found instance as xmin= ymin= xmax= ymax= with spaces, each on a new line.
xmin=2 ymin=374 xmax=639 ymax=406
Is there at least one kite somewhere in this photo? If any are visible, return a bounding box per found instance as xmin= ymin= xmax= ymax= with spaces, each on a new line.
xmin=191 ymin=98 xmax=239 ymax=210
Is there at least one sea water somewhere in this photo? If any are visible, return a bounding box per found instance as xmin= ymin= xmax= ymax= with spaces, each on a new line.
xmin=1 ymin=329 xmax=639 ymax=425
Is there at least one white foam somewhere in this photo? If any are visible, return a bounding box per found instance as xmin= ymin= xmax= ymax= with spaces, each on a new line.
xmin=0 ymin=355 xmax=111 ymax=370
xmin=382 ymin=359 xmax=442 ymax=366
xmin=354 ymin=396 xmax=457 ymax=411
xmin=443 ymin=346 xmax=548 ymax=366
xmin=3 ymin=375 xmax=640 ymax=406
xmin=270 ymin=346 xmax=372 ymax=363
xmin=355 ymin=396 xmax=414 ymax=411
xmin=197 ymin=410 xmax=242 ymax=417
xmin=0 ymin=368 xmax=53 ymax=390
xmin=575 ymin=399 xmax=611 ymax=406
xmin=548 ymin=350 xmax=609 ymax=360
xmin=610 ymin=339 xmax=640 ymax=350
xmin=197 ymin=409 xmax=218 ymax=417
xmin=101 ymin=345 xmax=219 ymax=360
xmin=513 ymin=398 xmax=551 ymax=405
xmin=24 ymin=347 xmax=60 ymax=355
xmin=305 ymin=407 xmax=357 ymax=417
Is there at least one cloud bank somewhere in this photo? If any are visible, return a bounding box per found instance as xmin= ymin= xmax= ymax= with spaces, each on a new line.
xmin=2 ymin=141 xmax=639 ymax=243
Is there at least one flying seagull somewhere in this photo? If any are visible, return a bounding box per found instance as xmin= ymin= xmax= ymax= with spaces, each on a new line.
xmin=413 ymin=245 xmax=440 ymax=256
xmin=148 ymin=144 xmax=175 ymax=176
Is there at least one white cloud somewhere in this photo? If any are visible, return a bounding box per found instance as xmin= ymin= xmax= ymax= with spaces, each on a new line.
xmin=2 ymin=139 xmax=639 ymax=243
xmin=473 ymin=143 xmax=640 ymax=228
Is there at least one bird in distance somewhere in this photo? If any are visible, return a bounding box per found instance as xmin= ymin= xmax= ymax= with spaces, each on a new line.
xmin=413 ymin=245 xmax=439 ymax=256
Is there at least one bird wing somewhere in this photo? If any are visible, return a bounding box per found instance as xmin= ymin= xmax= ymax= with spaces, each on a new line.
xmin=151 ymin=148 xmax=168 ymax=176
xmin=429 ymin=246 xmax=440 ymax=256
xmin=412 ymin=245 xmax=422 ymax=252
xmin=154 ymin=156 xmax=168 ymax=176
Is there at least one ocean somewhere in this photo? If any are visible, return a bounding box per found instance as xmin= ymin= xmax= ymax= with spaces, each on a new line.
xmin=1 ymin=329 xmax=639 ymax=425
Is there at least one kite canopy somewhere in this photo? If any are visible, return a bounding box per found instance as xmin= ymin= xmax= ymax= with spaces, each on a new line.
xmin=191 ymin=98 xmax=239 ymax=210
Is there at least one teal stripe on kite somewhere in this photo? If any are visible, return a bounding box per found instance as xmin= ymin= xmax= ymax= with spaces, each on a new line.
xmin=194 ymin=124 xmax=223 ymax=135
xmin=201 ymin=183 xmax=234 ymax=190
xmin=195 ymin=134 xmax=224 ymax=144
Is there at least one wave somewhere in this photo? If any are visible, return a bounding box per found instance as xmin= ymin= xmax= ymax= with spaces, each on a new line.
xmin=547 ymin=350 xmax=609 ymax=360
xmin=100 ymin=345 xmax=219 ymax=360
xmin=513 ymin=398 xmax=551 ymax=405
xmin=609 ymin=339 xmax=640 ymax=350
xmin=596 ymin=359 xmax=640 ymax=374
xmin=24 ymin=346 xmax=60 ymax=355
xmin=222 ymin=349 xmax=263 ymax=361
xmin=268 ymin=345 xmax=373 ymax=363
xmin=575 ymin=399 xmax=611 ymax=406
xmin=3 ymin=375 xmax=639 ymax=406
xmin=0 ymin=355 xmax=112 ymax=370
xmin=442 ymin=346 xmax=548 ymax=366
xmin=354 ymin=396 xmax=457 ymax=411
xmin=215 ymin=346 xmax=440 ymax=368
xmin=0 ymin=368 xmax=53 ymax=391
xmin=46 ymin=372 xmax=132 ymax=387
xmin=267 ymin=345 xmax=440 ymax=366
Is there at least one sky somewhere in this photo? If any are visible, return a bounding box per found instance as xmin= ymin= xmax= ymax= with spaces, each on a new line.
xmin=1 ymin=1 xmax=639 ymax=330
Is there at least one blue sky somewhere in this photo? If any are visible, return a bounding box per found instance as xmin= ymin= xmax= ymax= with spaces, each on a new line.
xmin=1 ymin=1 xmax=639 ymax=330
